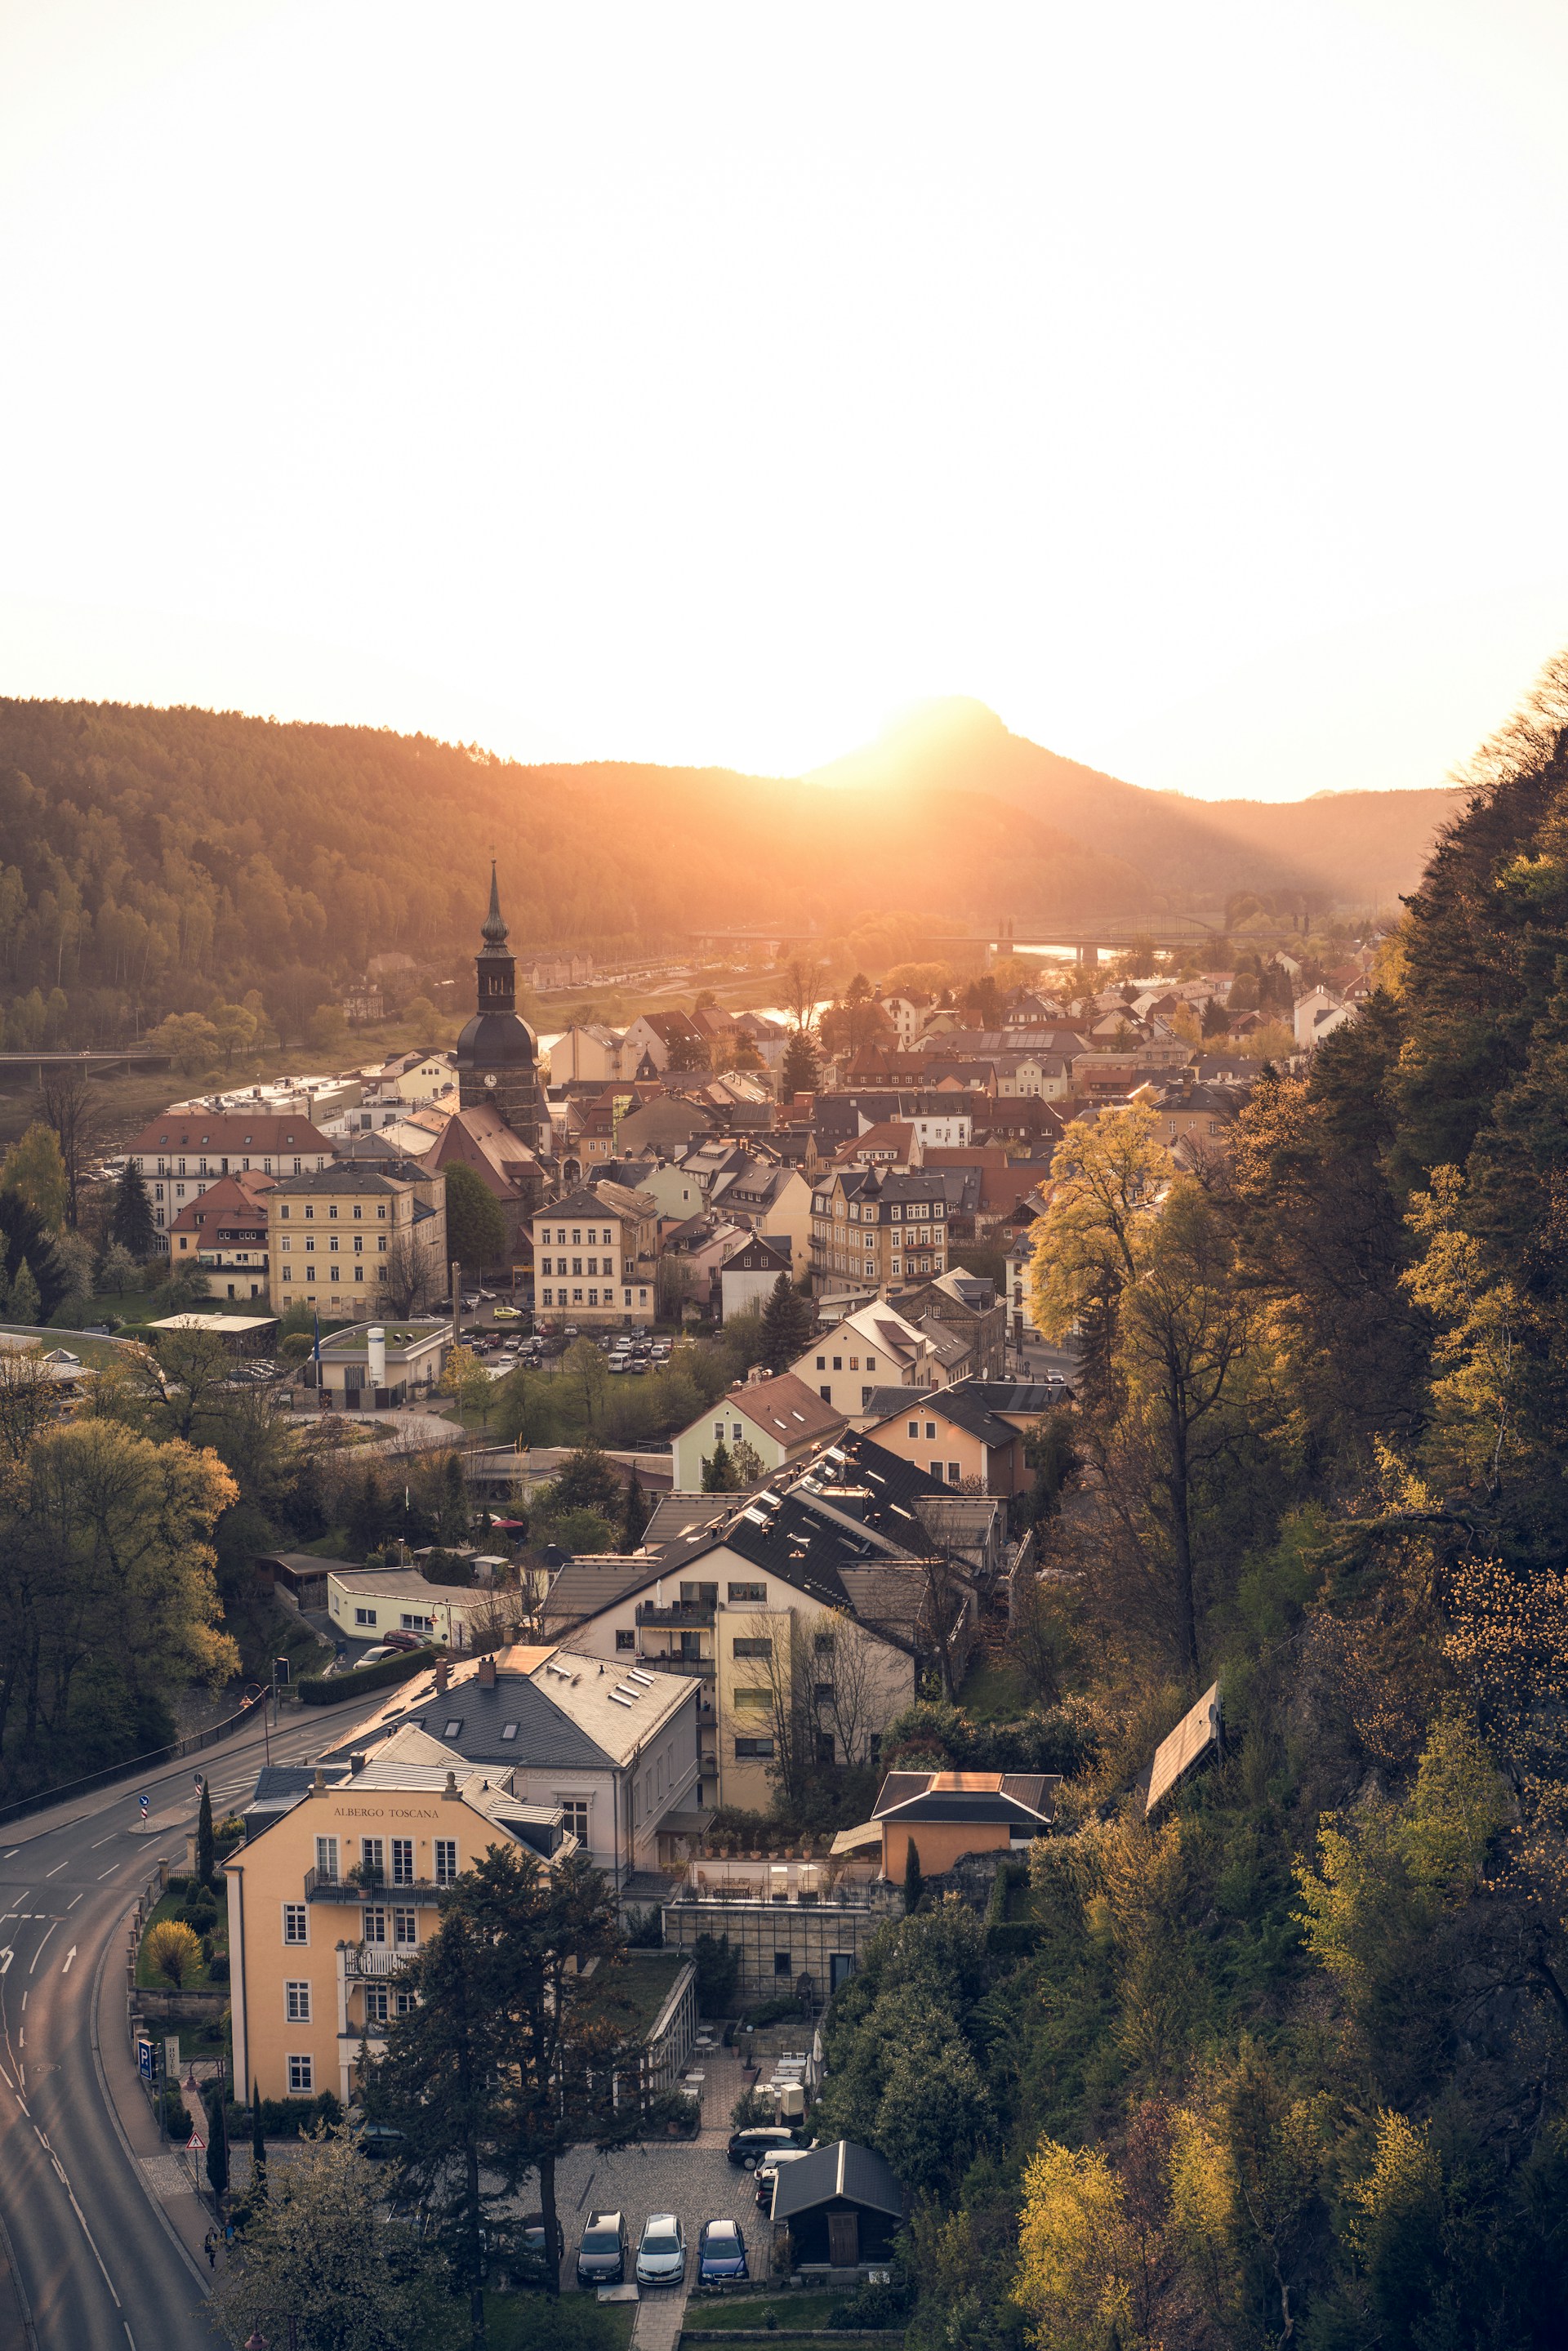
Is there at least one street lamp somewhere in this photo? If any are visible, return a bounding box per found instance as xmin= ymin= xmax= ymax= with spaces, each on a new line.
xmin=244 ymin=2334 xmax=267 ymax=2350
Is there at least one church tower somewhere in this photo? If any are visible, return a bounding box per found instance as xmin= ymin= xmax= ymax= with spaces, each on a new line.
xmin=453 ymin=863 xmax=541 ymax=1147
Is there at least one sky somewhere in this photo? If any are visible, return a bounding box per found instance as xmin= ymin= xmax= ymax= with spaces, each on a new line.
xmin=3 ymin=0 xmax=1568 ymax=801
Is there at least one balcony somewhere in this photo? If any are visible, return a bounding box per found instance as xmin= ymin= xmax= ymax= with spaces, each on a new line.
xmin=635 ymin=1601 xmax=714 ymax=1628
xmin=340 ymin=1942 xmax=414 ymax=1979
xmin=636 ymin=1652 xmax=714 ymax=1681
xmin=304 ymin=1866 xmax=447 ymax=1905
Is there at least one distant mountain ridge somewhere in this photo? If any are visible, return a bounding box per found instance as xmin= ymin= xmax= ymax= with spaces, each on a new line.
xmin=812 ymin=696 xmax=1463 ymax=910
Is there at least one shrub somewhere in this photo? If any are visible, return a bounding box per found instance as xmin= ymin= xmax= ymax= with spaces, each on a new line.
xmin=828 ymin=2278 xmax=912 ymax=2329
xmin=145 ymin=1920 xmax=203 ymax=1988
xmin=208 ymin=1952 xmax=230 ymax=1984
xmin=161 ymin=2090 xmax=193 ymax=2142
xmin=298 ymin=1645 xmax=436 ymax=1703
xmin=739 ymin=1994 xmax=803 ymax=2029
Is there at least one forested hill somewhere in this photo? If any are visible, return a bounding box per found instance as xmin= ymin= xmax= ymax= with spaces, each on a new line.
xmin=0 ymin=695 xmax=1451 ymax=1049
xmin=853 ymin=655 xmax=1568 ymax=2349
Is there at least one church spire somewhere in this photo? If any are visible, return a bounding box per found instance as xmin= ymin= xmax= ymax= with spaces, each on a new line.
xmin=481 ymin=857 xmax=509 ymax=949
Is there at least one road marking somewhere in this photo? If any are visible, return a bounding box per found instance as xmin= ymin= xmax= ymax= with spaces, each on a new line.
xmin=28 ymin=1923 xmax=56 ymax=1971
xmin=61 ymin=1946 xmax=76 ymax=1975
xmin=125 ymin=2325 xmax=137 ymax=2350
xmin=1 ymin=1850 xmax=15 ymax=1859
xmin=43 ymin=1857 xmax=70 ymax=1877
xmin=91 ymin=1832 xmax=119 ymax=1849
xmin=0 ymin=1949 xmax=11 ymax=1975
xmin=97 ymin=1864 xmax=120 ymax=1880
xmin=65 ymin=1893 xmax=82 ymax=1909
xmin=16 ymin=2031 xmax=20 ymax=2047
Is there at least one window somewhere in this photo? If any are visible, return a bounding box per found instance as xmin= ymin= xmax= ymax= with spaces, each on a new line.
xmin=287 ymin=2054 xmax=314 ymax=2095
xmin=391 ymin=1837 xmax=415 ymax=1886
xmin=849 ymin=1356 xmax=859 ymax=1371
xmin=394 ymin=1908 xmax=417 ymax=1946
xmin=930 ymin=1460 xmax=944 ymax=1481
xmin=558 ymin=1799 xmax=589 ymax=1841
xmin=616 ymin=1628 xmax=635 ymax=1651
xmin=359 ymin=1837 xmax=385 ymax=1881
xmin=314 ymin=1836 xmax=339 ymax=1882
xmin=364 ymin=1986 xmax=390 ymax=2024
xmin=815 ymin=1733 xmax=835 ymax=1764
xmin=399 ymin=1614 xmax=434 ymax=1634
xmin=820 ymin=1384 xmax=831 ymax=1402
xmin=736 ymin=1736 xmax=775 ymax=1759
xmin=861 ymin=1385 xmax=872 ymax=1406
xmin=831 ymin=1356 xmax=842 ymax=1371
xmin=733 ymin=1636 xmax=772 ymax=1656
xmin=363 ymin=1908 xmax=386 ymax=1943
xmin=285 ymin=1980 xmax=311 ymax=2022
xmin=815 ymin=1355 xmax=826 ymax=1369
xmin=773 ymin=1949 xmax=792 ymax=1977
xmin=948 ymin=1462 xmax=961 ymax=1485
xmin=443 ymin=1718 xmax=462 ymax=1738
xmin=395 ymin=1987 xmax=416 ymax=2017
xmin=500 ymin=1722 xmax=519 ymax=1742
xmin=906 ymin=1419 xmax=918 ymax=1438
xmin=728 ymin=1582 xmax=766 ymax=1602
xmin=283 ymin=1904 xmax=308 ymax=1945
xmin=734 ymin=1687 xmax=771 ymax=1710
xmin=434 ymin=1838 xmax=458 ymax=1886
xmin=925 ymin=1422 xmax=937 ymax=1441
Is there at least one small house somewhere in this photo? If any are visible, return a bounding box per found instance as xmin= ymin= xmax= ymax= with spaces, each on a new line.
xmin=771 ymin=2139 xmax=904 ymax=2269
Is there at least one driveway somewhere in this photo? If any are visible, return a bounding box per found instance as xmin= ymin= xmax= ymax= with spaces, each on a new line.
xmin=554 ymin=2140 xmax=770 ymax=2295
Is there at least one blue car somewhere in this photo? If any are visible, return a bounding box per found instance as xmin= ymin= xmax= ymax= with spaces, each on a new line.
xmin=697 ymin=2219 xmax=750 ymax=2284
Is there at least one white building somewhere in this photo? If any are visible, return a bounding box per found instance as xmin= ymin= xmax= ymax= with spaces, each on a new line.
xmin=787 ymin=1298 xmax=945 ymax=1416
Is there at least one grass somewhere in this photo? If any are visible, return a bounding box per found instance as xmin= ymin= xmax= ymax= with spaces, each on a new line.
xmin=483 ymin=2295 xmax=637 ymax=2351
xmin=682 ymin=2294 xmax=849 ymax=2331
xmin=956 ymin=1652 xmax=1028 ymax=1723
xmin=136 ymin=1886 xmax=228 ymax=1993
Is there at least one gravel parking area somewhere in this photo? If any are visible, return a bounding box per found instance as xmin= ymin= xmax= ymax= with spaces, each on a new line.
xmin=554 ymin=2141 xmax=771 ymax=2293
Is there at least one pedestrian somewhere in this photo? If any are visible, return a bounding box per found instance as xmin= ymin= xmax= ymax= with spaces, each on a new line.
xmin=203 ymin=2232 xmax=217 ymax=2270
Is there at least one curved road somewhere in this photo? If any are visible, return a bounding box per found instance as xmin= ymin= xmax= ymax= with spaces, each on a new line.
xmin=0 ymin=1695 xmax=364 ymax=2351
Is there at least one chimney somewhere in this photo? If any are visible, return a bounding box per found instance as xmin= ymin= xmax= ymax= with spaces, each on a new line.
xmin=349 ymin=1751 xmax=366 ymax=1775
xmin=478 ymin=1654 xmax=497 ymax=1688
xmin=434 ymin=1657 xmax=450 ymax=1694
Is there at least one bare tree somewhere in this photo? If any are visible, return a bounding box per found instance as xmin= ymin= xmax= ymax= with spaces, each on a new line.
xmin=779 ymin=957 xmax=828 ymax=1036
xmin=381 ymin=1230 xmax=433 ymax=1316
xmin=734 ymin=1610 xmax=814 ymax=1806
xmin=36 ymin=1066 xmax=104 ymax=1231
xmin=815 ymin=1608 xmax=884 ymax=1769
xmin=0 ymin=1347 xmax=69 ymax=1465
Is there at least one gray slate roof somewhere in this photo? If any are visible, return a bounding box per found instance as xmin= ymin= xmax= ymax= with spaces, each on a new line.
xmin=771 ymin=2139 xmax=904 ymax=2222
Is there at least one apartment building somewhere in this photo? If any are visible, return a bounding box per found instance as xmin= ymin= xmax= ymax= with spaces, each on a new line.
xmin=267 ymin=1156 xmax=448 ymax=1316
xmin=225 ymin=1749 xmax=574 ymax=2104
xmin=168 ymin=1170 xmax=274 ymax=1299
xmin=787 ymin=1299 xmax=942 ymax=1417
xmin=124 ymin=1111 xmax=334 ymax=1251
xmin=809 ymin=1168 xmax=950 ymax=1300
xmin=532 ymin=1179 xmax=660 ymax=1325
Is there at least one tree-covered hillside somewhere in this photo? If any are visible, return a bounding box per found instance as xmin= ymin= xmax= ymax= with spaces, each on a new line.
xmin=826 ymin=657 xmax=1568 ymax=2349
xmin=0 ymin=697 xmax=1448 ymax=1050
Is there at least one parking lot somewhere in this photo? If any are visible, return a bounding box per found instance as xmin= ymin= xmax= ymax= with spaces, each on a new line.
xmin=552 ymin=2140 xmax=772 ymax=2293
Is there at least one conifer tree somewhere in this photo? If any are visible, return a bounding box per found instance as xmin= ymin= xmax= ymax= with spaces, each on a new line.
xmin=622 ymin=1467 xmax=649 ymax=1550
xmin=109 ymin=1160 xmax=158 ymax=1259
xmin=761 ymin=1270 xmax=815 ymax=1370
xmin=10 ymin=1258 xmax=40 ymax=1326
xmin=196 ymin=1776 xmax=215 ymax=1888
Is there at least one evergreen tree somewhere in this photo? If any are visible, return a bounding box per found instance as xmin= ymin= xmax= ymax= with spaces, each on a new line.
xmin=204 ymin=2081 xmax=229 ymax=2202
xmin=622 ymin=1467 xmax=649 ymax=1551
xmin=904 ymin=1837 xmax=924 ymax=1915
xmin=10 ymin=1258 xmax=40 ymax=1326
xmin=347 ymin=1464 xmax=386 ymax=1558
xmin=196 ymin=1776 xmax=215 ymax=1887
xmin=780 ymin=1029 xmax=821 ymax=1098
xmin=250 ymin=2083 xmax=267 ymax=2199
xmin=761 ymin=1270 xmax=815 ymax=1370
xmin=109 ymin=1160 xmax=158 ymax=1259
xmin=439 ymin=1446 xmax=470 ymax=1544
xmin=702 ymin=1437 xmax=737 ymax=1494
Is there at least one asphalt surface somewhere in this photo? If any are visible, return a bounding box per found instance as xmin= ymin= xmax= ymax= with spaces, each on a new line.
xmin=0 ymin=1693 xmax=368 ymax=2351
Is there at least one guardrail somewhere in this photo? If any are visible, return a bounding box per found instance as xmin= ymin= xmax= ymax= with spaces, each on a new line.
xmin=0 ymin=1688 xmax=270 ymax=1828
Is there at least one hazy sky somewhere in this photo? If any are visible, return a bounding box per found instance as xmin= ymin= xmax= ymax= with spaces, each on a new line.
xmin=4 ymin=0 xmax=1568 ymax=799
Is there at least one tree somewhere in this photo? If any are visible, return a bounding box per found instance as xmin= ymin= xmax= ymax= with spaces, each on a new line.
xmin=904 ymin=1837 xmax=924 ymax=1915
xmin=702 ymin=1436 xmax=738 ymax=1493
xmin=108 ymin=1162 xmax=157 ymax=1261
xmin=7 ymin=1258 xmax=39 ymax=1327
xmin=622 ymin=1467 xmax=649 ymax=1551
xmin=444 ymin=1164 xmax=507 ymax=1275
xmin=494 ymin=1361 xmax=559 ymax=1450
xmin=137 ymin=1326 xmax=238 ymax=1442
xmin=779 ymin=955 xmax=829 ymax=1034
xmin=379 ymin=1227 xmax=434 ymax=1315
xmin=145 ymin=1919 xmax=203 ymax=1988
xmin=558 ymin=1338 xmax=608 ymax=1434
xmin=249 ymin=2083 xmax=267 ymax=2201
xmin=438 ymin=1446 xmax=470 ymax=1544
xmin=548 ymin=1443 xmax=625 ymax=1518
xmin=208 ymin=1000 xmax=257 ymax=1069
xmin=1028 ymin=1099 xmax=1169 ymax=1394
xmin=780 ymin=1030 xmax=821 ymax=1099
xmin=149 ymin=1011 xmax=220 ymax=1078
xmin=36 ymin=1066 xmax=102 ymax=1230
xmin=197 ymin=1775 xmax=215 ymax=1887
xmin=211 ymin=2125 xmax=441 ymax=2351
xmin=760 ymin=1271 xmax=814 ymax=1371
xmin=440 ymin=1343 xmax=492 ymax=1427
xmin=204 ymin=2081 xmax=229 ymax=2202
xmin=2 ymin=1123 xmax=69 ymax=1232
xmin=666 ymin=1029 xmax=710 ymax=1071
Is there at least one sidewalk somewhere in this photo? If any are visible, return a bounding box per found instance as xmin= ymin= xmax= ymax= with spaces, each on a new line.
xmin=96 ymin=1935 xmax=216 ymax=2286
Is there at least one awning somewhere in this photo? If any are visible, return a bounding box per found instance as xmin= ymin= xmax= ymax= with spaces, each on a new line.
xmin=829 ymin=1821 xmax=882 ymax=1858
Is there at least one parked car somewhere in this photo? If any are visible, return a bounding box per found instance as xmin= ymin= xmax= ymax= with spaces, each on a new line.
xmin=727 ymin=2125 xmax=799 ymax=2170
xmin=461 ymin=1293 xmax=482 ymax=1309
xmin=351 ymin=2121 xmax=406 ymax=2161
xmin=355 ymin=1645 xmax=396 ymax=1666
xmin=635 ymin=2212 xmax=686 ymax=2287
xmin=755 ymin=2147 xmax=813 ymax=2208
xmin=379 ymin=1629 xmax=429 ymax=1652
xmin=514 ymin=2211 xmax=564 ymax=2285
xmin=697 ymin=2218 xmax=750 ymax=2284
xmin=608 ymin=1355 xmax=630 ymax=1374
xmin=576 ymin=2211 xmax=628 ymax=2287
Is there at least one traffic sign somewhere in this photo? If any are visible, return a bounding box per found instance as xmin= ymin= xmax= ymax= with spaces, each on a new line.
xmin=137 ymin=2039 xmax=155 ymax=2080
xmin=164 ymin=2035 xmax=181 ymax=2077
xmin=138 ymin=1794 xmax=149 ymax=1820
xmin=187 ymin=2128 xmax=205 ymax=2151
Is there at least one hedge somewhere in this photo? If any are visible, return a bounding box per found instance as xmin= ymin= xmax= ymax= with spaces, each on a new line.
xmin=298 ymin=1646 xmax=439 ymax=1705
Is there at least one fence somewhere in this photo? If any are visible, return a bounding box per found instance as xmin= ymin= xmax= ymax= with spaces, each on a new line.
xmin=0 ymin=1689 xmax=269 ymax=1828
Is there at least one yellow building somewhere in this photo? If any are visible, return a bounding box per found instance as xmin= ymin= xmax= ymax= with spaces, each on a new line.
xmin=266 ymin=1155 xmax=448 ymax=1317
xmin=532 ymin=1178 xmax=660 ymax=1327
xmin=224 ymin=1743 xmax=572 ymax=2104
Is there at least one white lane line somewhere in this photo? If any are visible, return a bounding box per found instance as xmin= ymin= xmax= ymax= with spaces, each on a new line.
xmin=125 ymin=2324 xmax=137 ymax=2350
xmin=96 ymin=1864 xmax=120 ymax=1880
xmin=1 ymin=1850 xmax=15 ymax=1859
xmin=0 ymin=2061 xmax=11 ymax=2091
xmin=90 ymin=1833 xmax=119 ymax=1849
xmin=43 ymin=1857 xmax=70 ymax=1877
xmin=65 ymin=1893 xmax=82 ymax=1909
xmin=19 ymin=1993 xmax=24 ymax=2010
xmin=28 ymin=1923 xmax=56 ymax=1972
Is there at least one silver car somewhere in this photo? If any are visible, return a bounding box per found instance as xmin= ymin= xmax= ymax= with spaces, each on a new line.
xmin=635 ymin=2211 xmax=686 ymax=2286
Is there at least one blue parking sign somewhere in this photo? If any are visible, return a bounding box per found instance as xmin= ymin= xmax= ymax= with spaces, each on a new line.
xmin=137 ymin=2040 xmax=154 ymax=2080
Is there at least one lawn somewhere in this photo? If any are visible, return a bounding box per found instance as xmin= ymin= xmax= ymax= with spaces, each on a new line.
xmin=682 ymin=2293 xmax=851 ymax=2331
xmin=483 ymin=2295 xmax=637 ymax=2351
xmin=956 ymin=1652 xmax=1028 ymax=1723
xmin=136 ymin=1885 xmax=229 ymax=1993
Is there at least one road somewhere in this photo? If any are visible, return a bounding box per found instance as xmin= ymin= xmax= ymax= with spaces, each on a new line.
xmin=0 ymin=1694 xmax=364 ymax=2351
